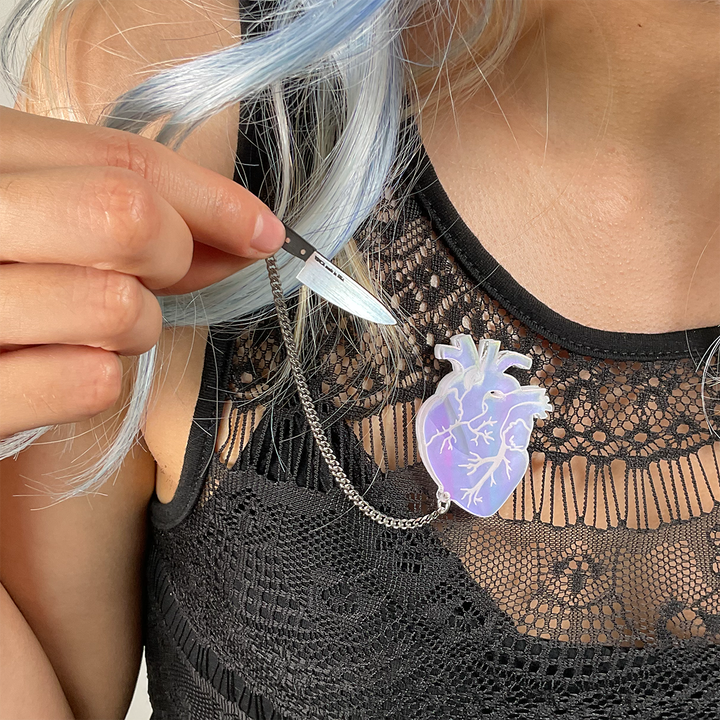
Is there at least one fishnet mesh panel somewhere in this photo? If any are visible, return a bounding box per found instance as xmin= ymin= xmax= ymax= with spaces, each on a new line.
xmin=145 ymin=183 xmax=720 ymax=719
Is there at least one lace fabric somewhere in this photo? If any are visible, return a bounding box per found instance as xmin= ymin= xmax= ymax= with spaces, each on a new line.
xmin=144 ymin=146 xmax=720 ymax=719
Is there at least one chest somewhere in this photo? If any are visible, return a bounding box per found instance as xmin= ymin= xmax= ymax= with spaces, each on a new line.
xmin=421 ymin=100 xmax=720 ymax=335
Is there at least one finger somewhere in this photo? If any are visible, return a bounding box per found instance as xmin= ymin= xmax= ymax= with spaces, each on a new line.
xmin=0 ymin=345 xmax=123 ymax=437
xmin=0 ymin=107 xmax=286 ymax=259
xmin=0 ymin=264 xmax=163 ymax=356
xmin=0 ymin=167 xmax=196 ymax=290
xmin=154 ymin=241 xmax=257 ymax=296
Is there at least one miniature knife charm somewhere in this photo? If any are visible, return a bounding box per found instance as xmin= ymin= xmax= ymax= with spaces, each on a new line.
xmin=281 ymin=224 xmax=396 ymax=326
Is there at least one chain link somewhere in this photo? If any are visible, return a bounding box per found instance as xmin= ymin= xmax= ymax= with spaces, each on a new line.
xmin=265 ymin=255 xmax=451 ymax=530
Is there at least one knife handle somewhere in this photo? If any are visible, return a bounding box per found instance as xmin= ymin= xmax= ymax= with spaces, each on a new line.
xmin=281 ymin=224 xmax=317 ymax=260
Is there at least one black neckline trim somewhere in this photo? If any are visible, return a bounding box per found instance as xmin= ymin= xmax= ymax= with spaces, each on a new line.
xmin=409 ymin=144 xmax=719 ymax=362
xmin=149 ymin=328 xmax=236 ymax=530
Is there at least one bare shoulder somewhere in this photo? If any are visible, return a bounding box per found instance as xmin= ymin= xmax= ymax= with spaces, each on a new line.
xmin=61 ymin=0 xmax=240 ymax=164
xmin=54 ymin=0 xmax=244 ymax=501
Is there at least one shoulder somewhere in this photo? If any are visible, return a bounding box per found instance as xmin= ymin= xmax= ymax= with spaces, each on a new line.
xmin=47 ymin=0 xmax=241 ymax=170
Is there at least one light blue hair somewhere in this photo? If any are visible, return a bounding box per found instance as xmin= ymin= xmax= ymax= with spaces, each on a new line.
xmin=0 ymin=0 xmax=720 ymax=497
xmin=0 ymin=0 xmax=522 ymax=498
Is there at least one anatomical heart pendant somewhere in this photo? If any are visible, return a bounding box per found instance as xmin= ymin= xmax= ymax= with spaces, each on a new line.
xmin=416 ymin=335 xmax=552 ymax=517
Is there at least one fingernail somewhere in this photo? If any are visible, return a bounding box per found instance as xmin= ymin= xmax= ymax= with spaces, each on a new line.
xmin=251 ymin=209 xmax=286 ymax=254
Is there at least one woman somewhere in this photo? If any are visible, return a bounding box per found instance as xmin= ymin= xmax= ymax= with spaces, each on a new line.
xmin=1 ymin=0 xmax=718 ymax=717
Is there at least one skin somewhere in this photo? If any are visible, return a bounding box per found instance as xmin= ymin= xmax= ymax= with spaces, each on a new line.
xmin=0 ymin=0 xmax=717 ymax=717
xmin=420 ymin=0 xmax=720 ymax=333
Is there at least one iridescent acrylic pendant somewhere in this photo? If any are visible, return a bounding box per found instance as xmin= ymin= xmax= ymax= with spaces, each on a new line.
xmin=416 ymin=335 xmax=552 ymax=517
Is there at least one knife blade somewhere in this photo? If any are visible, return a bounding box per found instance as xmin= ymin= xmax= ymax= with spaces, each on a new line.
xmin=281 ymin=224 xmax=396 ymax=326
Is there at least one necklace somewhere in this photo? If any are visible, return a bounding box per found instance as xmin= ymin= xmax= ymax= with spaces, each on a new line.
xmin=266 ymin=256 xmax=551 ymax=527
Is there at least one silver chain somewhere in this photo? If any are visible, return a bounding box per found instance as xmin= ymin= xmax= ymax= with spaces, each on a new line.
xmin=265 ymin=255 xmax=451 ymax=530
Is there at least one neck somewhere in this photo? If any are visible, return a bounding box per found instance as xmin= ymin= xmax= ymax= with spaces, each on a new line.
xmin=498 ymin=0 xmax=717 ymax=148
xmin=415 ymin=0 xmax=720 ymax=334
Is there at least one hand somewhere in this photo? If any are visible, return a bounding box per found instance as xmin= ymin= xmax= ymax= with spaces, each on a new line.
xmin=0 ymin=107 xmax=285 ymax=438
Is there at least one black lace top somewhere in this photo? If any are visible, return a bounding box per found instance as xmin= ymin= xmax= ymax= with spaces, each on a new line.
xmin=143 ymin=125 xmax=720 ymax=718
